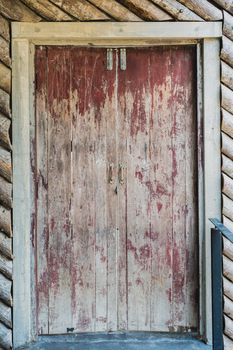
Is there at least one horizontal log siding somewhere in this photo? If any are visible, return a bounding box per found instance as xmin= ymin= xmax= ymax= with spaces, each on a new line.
xmin=0 ymin=0 xmax=231 ymax=349
xmin=221 ymin=8 xmax=233 ymax=348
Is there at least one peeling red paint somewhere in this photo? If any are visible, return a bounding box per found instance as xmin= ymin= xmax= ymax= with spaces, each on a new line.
xmin=144 ymin=230 xmax=159 ymax=241
xmin=36 ymin=46 xmax=198 ymax=334
xmin=156 ymin=202 xmax=163 ymax=212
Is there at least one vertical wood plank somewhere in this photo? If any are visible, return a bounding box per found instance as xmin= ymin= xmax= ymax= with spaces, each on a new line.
xmin=47 ymin=47 xmax=72 ymax=333
xmin=35 ymin=46 xmax=49 ymax=334
xmin=150 ymin=47 xmax=173 ymax=331
xmin=91 ymin=49 xmax=108 ymax=332
xmin=106 ymin=49 xmax=118 ymax=331
xmin=121 ymin=48 xmax=151 ymax=330
xmin=117 ymin=49 xmax=128 ymax=331
xmin=170 ymin=47 xmax=190 ymax=329
xmin=183 ymin=47 xmax=198 ymax=329
xmin=71 ymin=48 xmax=96 ymax=332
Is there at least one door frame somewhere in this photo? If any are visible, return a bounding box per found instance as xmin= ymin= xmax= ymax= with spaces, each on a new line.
xmin=12 ymin=22 xmax=221 ymax=349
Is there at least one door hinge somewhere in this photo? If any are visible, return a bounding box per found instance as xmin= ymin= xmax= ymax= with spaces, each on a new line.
xmin=107 ymin=48 xmax=113 ymax=71
xmin=120 ymin=49 xmax=126 ymax=71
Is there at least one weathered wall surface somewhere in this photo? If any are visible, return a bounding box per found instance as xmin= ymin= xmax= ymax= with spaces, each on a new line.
xmin=0 ymin=0 xmax=233 ymax=349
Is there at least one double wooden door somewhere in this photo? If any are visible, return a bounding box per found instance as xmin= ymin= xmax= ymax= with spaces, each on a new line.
xmin=35 ymin=46 xmax=198 ymax=335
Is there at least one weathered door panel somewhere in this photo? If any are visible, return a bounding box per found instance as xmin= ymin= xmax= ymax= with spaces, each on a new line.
xmin=70 ymin=48 xmax=118 ymax=332
xmin=35 ymin=46 xmax=198 ymax=334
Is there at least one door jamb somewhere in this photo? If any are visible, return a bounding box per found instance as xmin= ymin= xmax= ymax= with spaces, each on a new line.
xmin=12 ymin=22 xmax=221 ymax=348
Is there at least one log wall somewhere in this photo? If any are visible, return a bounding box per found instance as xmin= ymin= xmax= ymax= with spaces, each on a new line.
xmin=0 ymin=0 xmax=231 ymax=349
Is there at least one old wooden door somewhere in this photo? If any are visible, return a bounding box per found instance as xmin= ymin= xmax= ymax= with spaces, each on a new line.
xmin=35 ymin=46 xmax=198 ymax=335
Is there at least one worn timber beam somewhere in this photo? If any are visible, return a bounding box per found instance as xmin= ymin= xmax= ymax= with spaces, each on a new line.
xmin=0 ymin=321 xmax=12 ymax=350
xmin=0 ymin=147 xmax=11 ymax=183
xmin=178 ymin=0 xmax=222 ymax=20
xmin=118 ymin=0 xmax=172 ymax=20
xmin=225 ymin=314 xmax=233 ymax=341
xmin=20 ymin=0 xmax=73 ymax=21
xmin=49 ymin=0 xmax=109 ymax=20
xmin=0 ymin=15 xmax=10 ymax=42
xmin=12 ymin=22 xmax=222 ymax=41
xmin=222 ymin=132 xmax=233 ymax=159
xmin=0 ymin=301 xmax=11 ymax=328
xmin=87 ymin=0 xmax=142 ymax=21
xmin=221 ymin=35 xmax=233 ymax=68
xmin=222 ymin=154 xmax=233 ymax=179
xmin=0 ymin=257 xmax=12 ymax=280
xmin=0 ymin=0 xmax=41 ymax=21
xmin=151 ymin=0 xmax=202 ymax=21
xmin=0 ymin=113 xmax=11 ymax=151
xmin=222 ymin=62 xmax=233 ymax=91
xmin=222 ymin=84 xmax=233 ymax=115
xmin=0 ymin=273 xmax=12 ymax=306
xmin=0 ymin=89 xmax=10 ymax=118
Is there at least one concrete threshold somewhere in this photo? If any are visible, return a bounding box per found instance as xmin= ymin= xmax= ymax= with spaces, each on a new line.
xmin=21 ymin=332 xmax=212 ymax=350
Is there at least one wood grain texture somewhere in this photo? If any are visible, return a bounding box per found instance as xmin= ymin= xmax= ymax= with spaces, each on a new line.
xmin=0 ymin=300 xmax=11 ymax=328
xmin=151 ymin=0 xmax=203 ymax=21
xmin=0 ymin=63 xmax=11 ymax=94
xmin=224 ymin=275 xmax=233 ymax=301
xmin=0 ymin=273 xmax=12 ymax=306
xmin=222 ymin=154 xmax=233 ymax=179
xmin=35 ymin=46 xmax=49 ymax=334
xmin=222 ymin=132 xmax=233 ymax=160
xmin=0 ymin=15 xmax=10 ymax=42
xmin=222 ymin=108 xmax=233 ymax=139
xmin=0 ymin=36 xmax=10 ymax=67
xmin=224 ymin=11 xmax=233 ymax=41
xmin=0 ymin=177 xmax=12 ymax=209
xmin=0 ymin=205 xmax=12 ymax=237
xmin=118 ymin=0 xmax=172 ymax=20
xmin=223 ymin=215 xmax=233 ymax=232
xmin=0 ymin=232 xmax=12 ymax=260
xmin=222 ymin=61 xmax=233 ymax=92
xmin=88 ymin=0 xmax=141 ymax=21
xmin=224 ymin=334 xmax=233 ymax=350
xmin=0 ymin=0 xmax=41 ymax=21
xmin=223 ymin=193 xmax=233 ymax=221
xmin=225 ymin=314 xmax=233 ymax=341
xmin=36 ymin=46 xmax=198 ymax=334
xmin=0 ymin=147 xmax=11 ymax=183
xmin=178 ymin=0 xmax=222 ymax=20
xmin=0 ymin=321 xmax=12 ymax=350
xmin=0 ymin=113 xmax=11 ymax=151
xmin=0 ymin=89 xmax=10 ymax=118
xmin=223 ymin=255 xmax=233 ymax=282
xmin=0 ymin=256 xmax=12 ymax=280
xmin=21 ymin=0 xmax=73 ymax=21
xmin=49 ymin=0 xmax=109 ymax=20
xmin=213 ymin=0 xmax=233 ymax=15
xmin=221 ymin=35 xmax=233 ymax=68
xmin=223 ymin=236 xmax=233 ymax=260
xmin=47 ymin=47 xmax=72 ymax=333
xmin=223 ymin=173 xmax=233 ymax=200
xmin=222 ymin=84 xmax=233 ymax=115
xmin=225 ymin=295 xmax=233 ymax=319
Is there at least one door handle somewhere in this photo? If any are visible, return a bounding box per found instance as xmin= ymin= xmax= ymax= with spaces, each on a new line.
xmin=119 ymin=163 xmax=124 ymax=185
xmin=108 ymin=163 xmax=114 ymax=184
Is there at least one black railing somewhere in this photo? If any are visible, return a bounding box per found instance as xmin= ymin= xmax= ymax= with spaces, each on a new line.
xmin=210 ymin=218 xmax=233 ymax=350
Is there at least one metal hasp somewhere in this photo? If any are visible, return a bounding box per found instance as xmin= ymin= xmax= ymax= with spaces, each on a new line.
xmin=210 ymin=219 xmax=224 ymax=350
xmin=120 ymin=48 xmax=126 ymax=70
xmin=107 ymin=48 xmax=113 ymax=70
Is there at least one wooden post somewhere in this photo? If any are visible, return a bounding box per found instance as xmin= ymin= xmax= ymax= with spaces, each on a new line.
xmin=211 ymin=228 xmax=224 ymax=349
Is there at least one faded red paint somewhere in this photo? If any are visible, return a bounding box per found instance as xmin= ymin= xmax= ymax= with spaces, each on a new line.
xmin=36 ymin=46 xmax=198 ymax=334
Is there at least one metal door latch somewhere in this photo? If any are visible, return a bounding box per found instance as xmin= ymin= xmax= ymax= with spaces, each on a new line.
xmin=107 ymin=49 xmax=113 ymax=71
xmin=120 ymin=49 xmax=126 ymax=71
